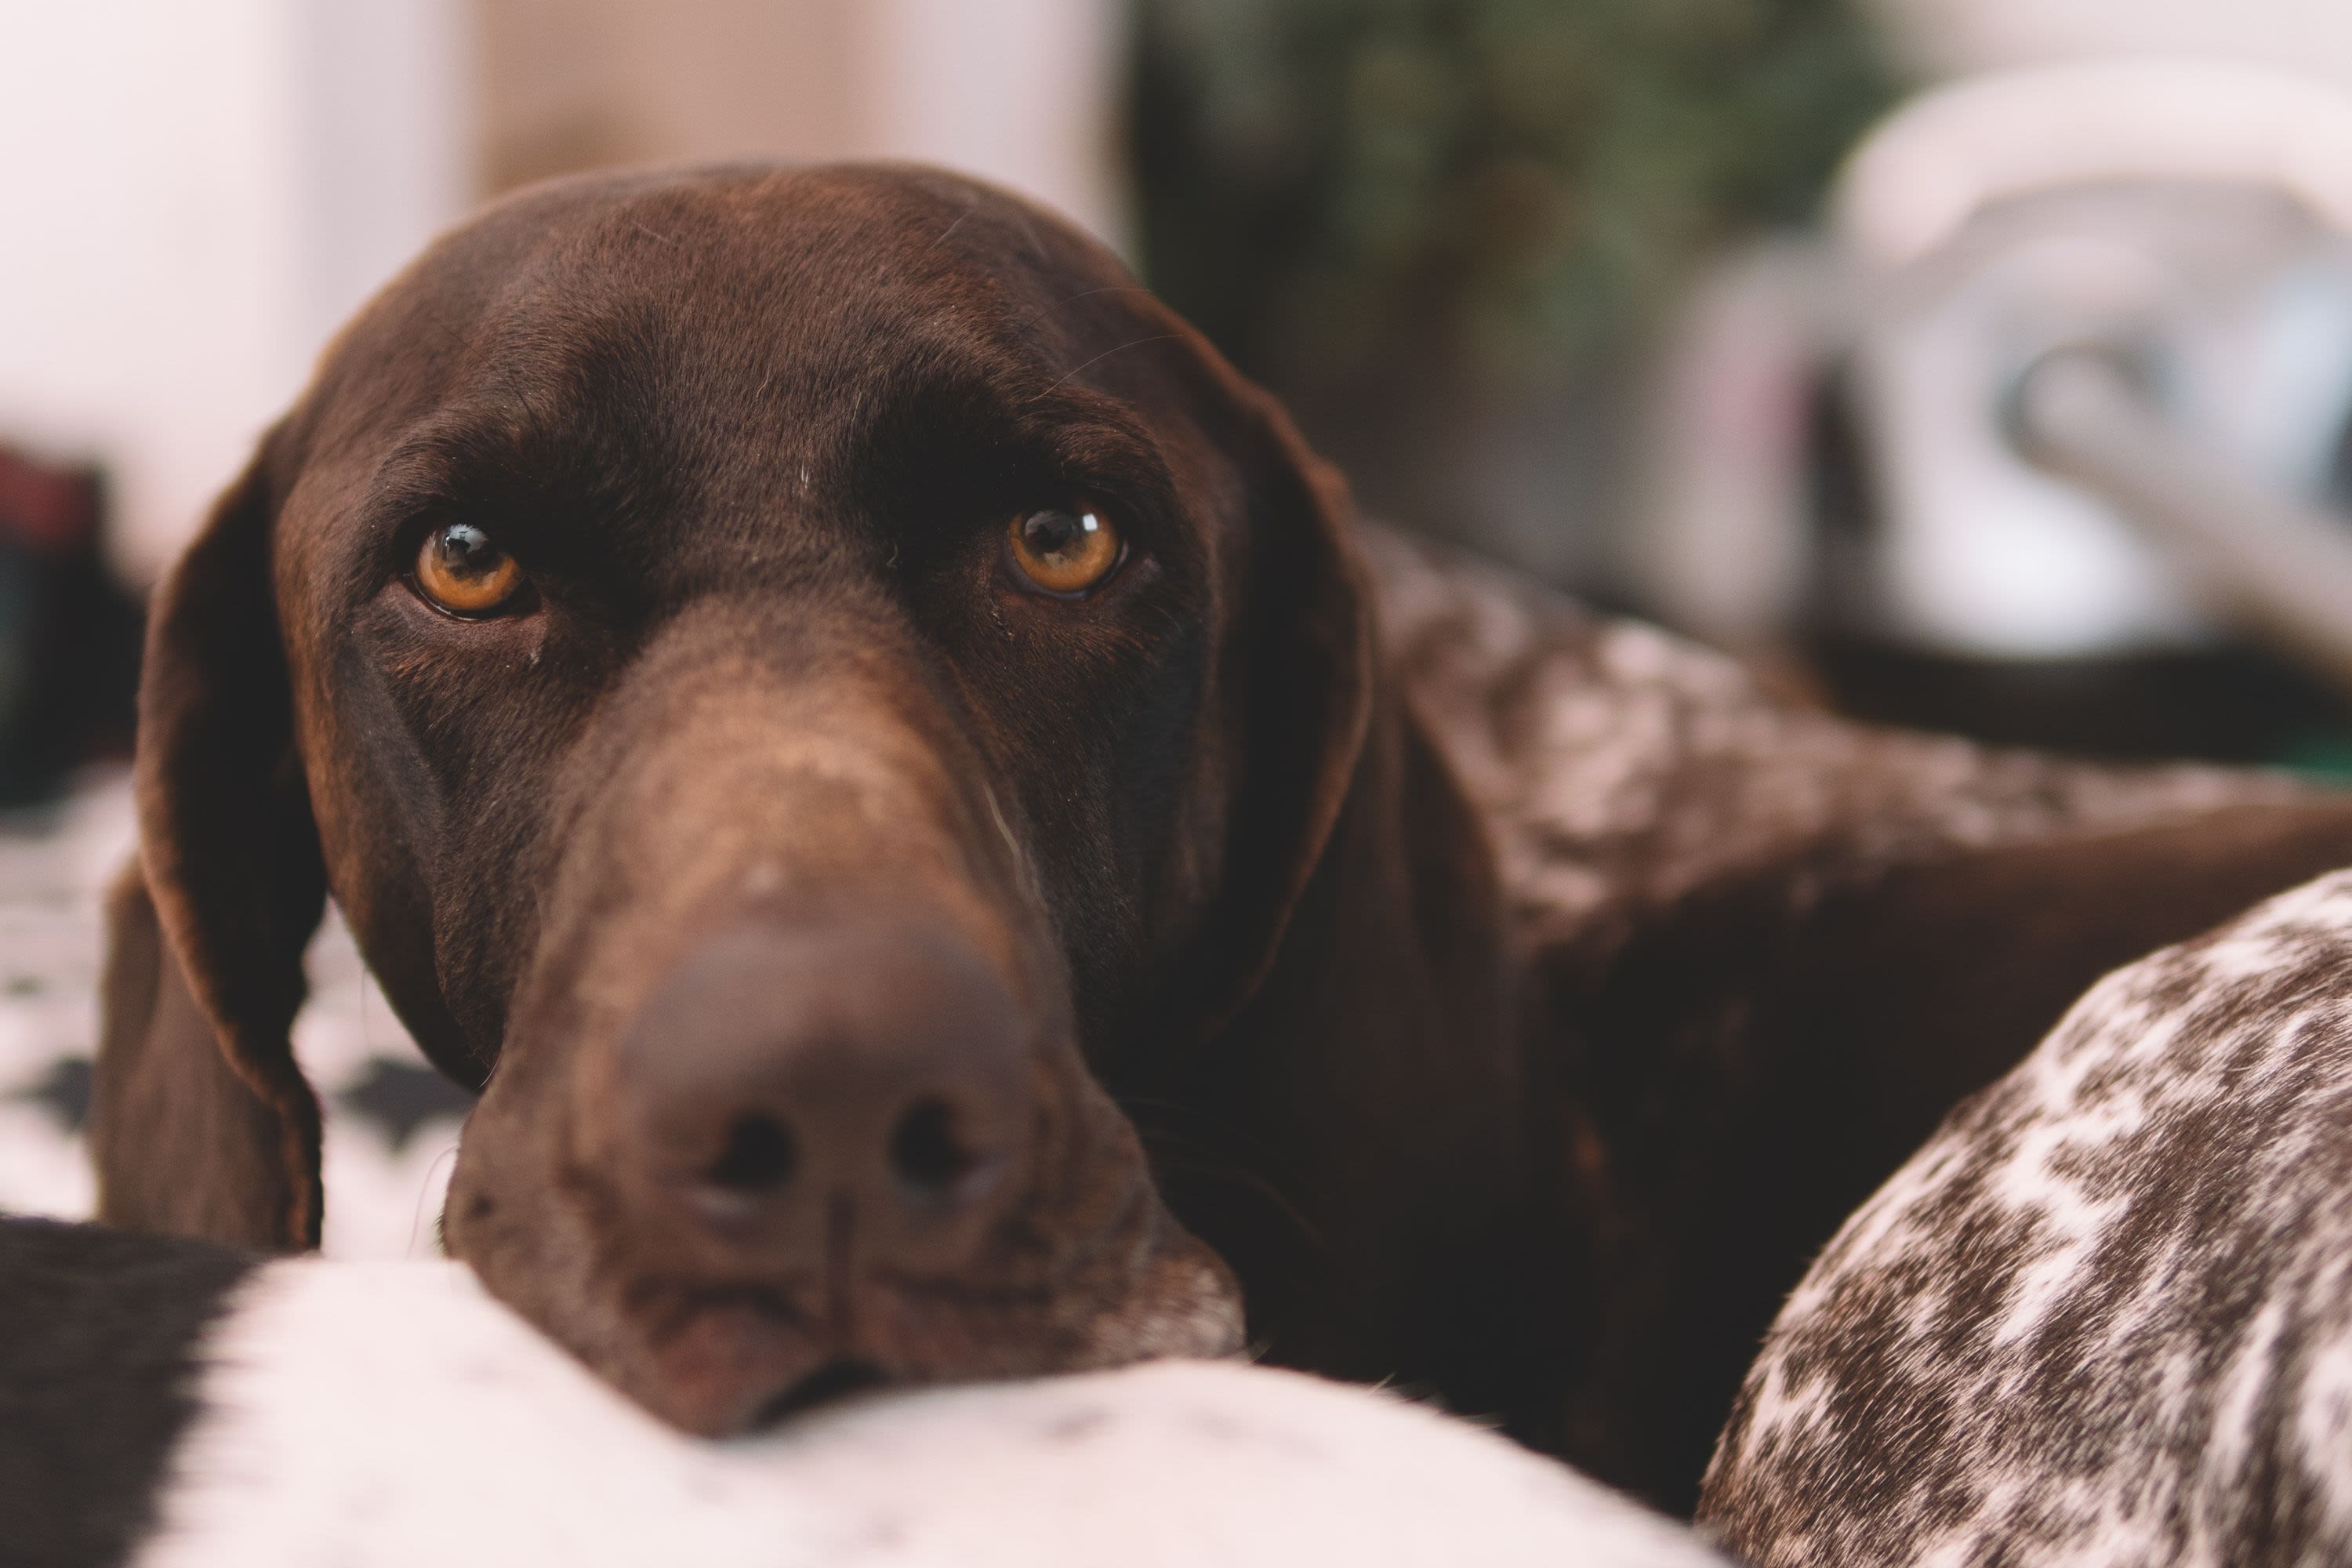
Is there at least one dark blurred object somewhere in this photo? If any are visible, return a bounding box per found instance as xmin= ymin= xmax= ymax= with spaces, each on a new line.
xmin=1130 ymin=0 xmax=1897 ymax=580
xmin=1632 ymin=62 xmax=2352 ymax=772
xmin=1131 ymin=0 xmax=1895 ymax=381
xmin=0 ymin=447 xmax=143 ymax=806
xmin=1813 ymin=644 xmax=2352 ymax=773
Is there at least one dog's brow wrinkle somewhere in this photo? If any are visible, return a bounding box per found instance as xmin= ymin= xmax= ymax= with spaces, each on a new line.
xmin=1047 ymin=335 xmax=1181 ymax=393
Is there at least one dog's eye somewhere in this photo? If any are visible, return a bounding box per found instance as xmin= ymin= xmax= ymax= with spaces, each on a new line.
xmin=413 ymin=522 xmax=526 ymax=616
xmin=1004 ymin=503 xmax=1122 ymax=597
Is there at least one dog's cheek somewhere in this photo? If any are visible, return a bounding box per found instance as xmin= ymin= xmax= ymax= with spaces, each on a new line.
xmin=308 ymin=597 xmax=602 ymax=1066
xmin=1032 ymin=1072 xmax=1247 ymax=1365
xmin=438 ymin=1095 xmax=597 ymax=1329
xmin=1078 ymin=1232 xmax=1248 ymax=1367
xmin=920 ymin=543 xmax=1215 ymax=1013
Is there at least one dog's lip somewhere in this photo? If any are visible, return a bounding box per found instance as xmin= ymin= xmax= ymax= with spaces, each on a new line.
xmin=611 ymin=1268 xmax=1047 ymax=1436
xmin=620 ymin=1287 xmax=966 ymax=1436
xmin=619 ymin=1286 xmax=822 ymax=1436
xmin=751 ymin=1357 xmax=891 ymax=1427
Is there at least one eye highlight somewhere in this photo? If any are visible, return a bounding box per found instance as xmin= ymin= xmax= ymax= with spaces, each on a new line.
xmin=412 ymin=521 xmax=526 ymax=617
xmin=1004 ymin=503 xmax=1123 ymax=597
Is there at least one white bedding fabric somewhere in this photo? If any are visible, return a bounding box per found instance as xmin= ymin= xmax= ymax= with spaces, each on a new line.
xmin=0 ymin=773 xmax=463 ymax=1256
xmin=140 ymin=1259 xmax=1726 ymax=1568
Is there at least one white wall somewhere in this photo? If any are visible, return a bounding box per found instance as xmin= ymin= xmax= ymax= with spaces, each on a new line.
xmin=856 ymin=0 xmax=1129 ymax=249
xmin=0 ymin=0 xmax=470 ymax=584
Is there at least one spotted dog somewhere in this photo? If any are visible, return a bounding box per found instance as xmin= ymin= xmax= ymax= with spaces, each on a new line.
xmin=1704 ymin=866 xmax=2352 ymax=1564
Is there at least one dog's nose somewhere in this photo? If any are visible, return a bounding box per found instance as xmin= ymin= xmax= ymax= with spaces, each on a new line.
xmin=613 ymin=915 xmax=1031 ymax=1276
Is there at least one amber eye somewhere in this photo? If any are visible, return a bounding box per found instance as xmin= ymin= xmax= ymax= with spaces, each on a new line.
xmin=413 ymin=521 xmax=525 ymax=616
xmin=1005 ymin=503 xmax=1122 ymax=596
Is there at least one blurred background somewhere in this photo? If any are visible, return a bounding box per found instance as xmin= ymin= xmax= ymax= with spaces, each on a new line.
xmin=14 ymin=0 xmax=2352 ymax=802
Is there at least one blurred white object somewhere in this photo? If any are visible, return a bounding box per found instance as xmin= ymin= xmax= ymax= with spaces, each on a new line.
xmin=1875 ymin=0 xmax=2352 ymax=94
xmin=1842 ymin=60 xmax=2352 ymax=659
xmin=1637 ymin=59 xmax=2352 ymax=665
xmin=146 ymin=1261 xmax=1725 ymax=1568
xmin=1628 ymin=244 xmax=1838 ymax=650
xmin=2013 ymin=344 xmax=2352 ymax=694
xmin=1836 ymin=59 xmax=2352 ymax=270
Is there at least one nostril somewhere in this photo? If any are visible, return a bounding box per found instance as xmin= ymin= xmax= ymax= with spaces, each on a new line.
xmin=888 ymin=1097 xmax=980 ymax=1200
xmin=707 ymin=1113 xmax=799 ymax=1192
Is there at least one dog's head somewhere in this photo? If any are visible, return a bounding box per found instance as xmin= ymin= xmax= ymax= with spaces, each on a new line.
xmin=95 ymin=164 xmax=1377 ymax=1432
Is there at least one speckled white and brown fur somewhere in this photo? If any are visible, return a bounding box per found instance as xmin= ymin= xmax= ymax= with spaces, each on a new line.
xmin=1700 ymin=866 xmax=2352 ymax=1566
xmin=1365 ymin=525 xmax=2293 ymax=972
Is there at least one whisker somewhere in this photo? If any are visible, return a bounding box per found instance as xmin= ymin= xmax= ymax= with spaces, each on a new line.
xmin=1121 ymin=1118 xmax=1335 ymax=1263
xmin=924 ymin=206 xmax=974 ymax=252
xmin=411 ymin=1139 xmax=461 ymax=1257
xmin=1048 ymin=334 xmax=1181 ymax=392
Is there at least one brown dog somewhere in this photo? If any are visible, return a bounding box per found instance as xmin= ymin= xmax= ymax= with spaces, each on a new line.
xmin=88 ymin=162 xmax=2352 ymax=1508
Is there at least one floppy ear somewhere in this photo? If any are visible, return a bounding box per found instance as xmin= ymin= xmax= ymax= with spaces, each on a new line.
xmin=91 ymin=441 xmax=327 ymax=1250
xmin=1177 ymin=350 xmax=1377 ymax=1036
